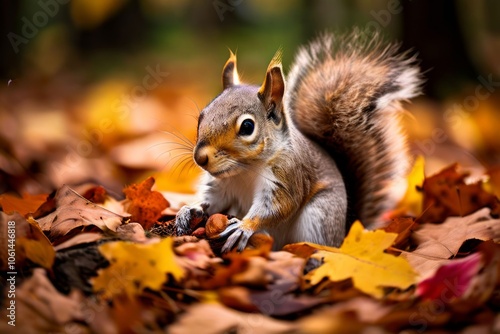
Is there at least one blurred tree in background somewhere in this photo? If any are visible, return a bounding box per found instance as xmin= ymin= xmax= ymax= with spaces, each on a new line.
xmin=1 ymin=0 xmax=499 ymax=195
xmin=2 ymin=0 xmax=499 ymax=95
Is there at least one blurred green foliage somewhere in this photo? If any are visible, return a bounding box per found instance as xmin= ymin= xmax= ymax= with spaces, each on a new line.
xmin=1 ymin=0 xmax=499 ymax=97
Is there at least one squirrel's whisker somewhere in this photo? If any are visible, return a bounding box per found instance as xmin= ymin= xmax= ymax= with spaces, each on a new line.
xmin=155 ymin=149 xmax=192 ymax=165
xmin=147 ymin=140 xmax=194 ymax=151
xmin=170 ymin=155 xmax=195 ymax=178
xmin=156 ymin=151 xmax=193 ymax=171
xmin=159 ymin=126 xmax=196 ymax=149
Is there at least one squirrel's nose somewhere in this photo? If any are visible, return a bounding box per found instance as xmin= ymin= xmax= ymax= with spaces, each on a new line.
xmin=194 ymin=147 xmax=209 ymax=167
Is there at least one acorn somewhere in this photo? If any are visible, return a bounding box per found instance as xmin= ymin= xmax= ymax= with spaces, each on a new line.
xmin=205 ymin=214 xmax=228 ymax=238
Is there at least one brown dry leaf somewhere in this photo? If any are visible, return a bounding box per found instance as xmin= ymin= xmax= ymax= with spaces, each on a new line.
xmin=420 ymin=164 xmax=500 ymax=224
xmin=284 ymin=242 xmax=337 ymax=259
xmin=402 ymin=208 xmax=500 ymax=281
xmin=109 ymin=295 xmax=170 ymax=334
xmin=0 ymin=269 xmax=85 ymax=333
xmin=115 ymin=222 xmax=148 ymax=242
xmin=283 ymin=243 xmax=317 ymax=259
xmin=231 ymin=256 xmax=270 ymax=287
xmin=168 ymin=302 xmax=296 ymax=334
xmin=53 ymin=232 xmax=103 ymax=251
xmin=453 ymin=241 xmax=500 ymax=312
xmin=210 ymin=253 xmax=271 ymax=289
xmin=250 ymin=287 xmax=325 ymax=317
xmin=81 ymin=185 xmax=108 ymax=204
xmin=174 ymin=240 xmax=221 ymax=289
xmin=218 ymin=286 xmax=260 ymax=313
xmin=378 ymin=299 xmax=452 ymax=332
xmin=122 ymin=176 xmax=169 ymax=230
xmin=216 ymin=251 xmax=318 ymax=316
xmin=384 ymin=217 xmax=417 ymax=251
xmin=250 ymin=274 xmax=324 ymax=316
xmin=198 ymin=253 xmax=248 ymax=290
xmin=17 ymin=217 xmax=55 ymax=269
xmin=0 ymin=212 xmax=55 ymax=270
xmin=267 ymin=251 xmax=306 ymax=286
xmin=0 ymin=192 xmax=47 ymax=216
xmin=36 ymin=184 xmax=127 ymax=238
xmin=199 ymin=250 xmax=273 ymax=290
xmin=78 ymin=298 xmax=118 ymax=334
xmin=52 ymin=223 xmax=147 ymax=252
xmin=298 ymin=297 xmax=394 ymax=333
xmin=175 ymin=240 xmax=216 ymax=270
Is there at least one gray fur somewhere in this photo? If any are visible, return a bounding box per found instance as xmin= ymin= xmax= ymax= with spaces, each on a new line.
xmin=176 ymin=30 xmax=421 ymax=250
xmin=286 ymin=30 xmax=421 ymax=228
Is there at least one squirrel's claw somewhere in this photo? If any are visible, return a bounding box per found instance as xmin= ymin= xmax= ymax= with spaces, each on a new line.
xmin=175 ymin=204 xmax=208 ymax=235
xmin=220 ymin=218 xmax=254 ymax=253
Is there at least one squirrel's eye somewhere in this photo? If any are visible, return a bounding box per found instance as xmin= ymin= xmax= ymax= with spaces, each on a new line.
xmin=238 ymin=119 xmax=255 ymax=136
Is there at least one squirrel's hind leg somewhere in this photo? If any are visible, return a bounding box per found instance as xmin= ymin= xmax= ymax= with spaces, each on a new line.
xmin=283 ymin=186 xmax=347 ymax=248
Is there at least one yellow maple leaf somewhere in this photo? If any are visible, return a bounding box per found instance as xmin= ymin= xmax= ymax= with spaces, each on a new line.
xmin=93 ymin=238 xmax=183 ymax=299
xmin=391 ymin=155 xmax=425 ymax=217
xmin=306 ymin=221 xmax=416 ymax=298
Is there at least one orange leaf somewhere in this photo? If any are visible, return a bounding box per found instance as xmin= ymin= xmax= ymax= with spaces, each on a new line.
xmin=421 ymin=164 xmax=500 ymax=224
xmin=0 ymin=193 xmax=47 ymax=216
xmin=123 ymin=177 xmax=169 ymax=229
xmin=383 ymin=217 xmax=417 ymax=251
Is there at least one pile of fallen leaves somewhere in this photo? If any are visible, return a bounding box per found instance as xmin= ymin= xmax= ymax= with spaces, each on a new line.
xmin=1 ymin=159 xmax=500 ymax=333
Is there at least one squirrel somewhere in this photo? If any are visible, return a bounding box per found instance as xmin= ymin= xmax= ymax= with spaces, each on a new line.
xmin=175 ymin=31 xmax=421 ymax=252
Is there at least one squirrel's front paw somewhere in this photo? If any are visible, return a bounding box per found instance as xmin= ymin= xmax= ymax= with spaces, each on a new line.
xmin=220 ymin=218 xmax=255 ymax=253
xmin=175 ymin=204 xmax=208 ymax=235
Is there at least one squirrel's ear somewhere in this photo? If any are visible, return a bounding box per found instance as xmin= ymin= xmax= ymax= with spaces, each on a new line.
xmin=222 ymin=50 xmax=240 ymax=89
xmin=258 ymin=50 xmax=285 ymax=117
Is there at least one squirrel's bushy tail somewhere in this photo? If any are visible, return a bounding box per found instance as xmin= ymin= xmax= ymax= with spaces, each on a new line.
xmin=286 ymin=30 xmax=421 ymax=228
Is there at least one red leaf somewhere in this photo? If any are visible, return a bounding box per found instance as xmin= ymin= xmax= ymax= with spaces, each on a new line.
xmin=416 ymin=252 xmax=482 ymax=301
